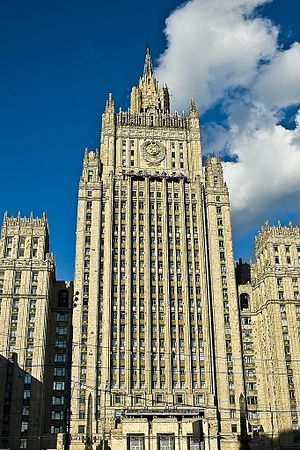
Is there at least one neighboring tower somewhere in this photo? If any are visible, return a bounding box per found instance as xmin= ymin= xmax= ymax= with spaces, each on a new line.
xmin=0 ymin=213 xmax=55 ymax=450
xmin=250 ymin=223 xmax=300 ymax=448
xmin=70 ymin=49 xmax=244 ymax=450
xmin=204 ymin=157 xmax=245 ymax=445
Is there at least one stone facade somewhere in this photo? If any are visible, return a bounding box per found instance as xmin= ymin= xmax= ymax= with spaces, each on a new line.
xmin=69 ymin=49 xmax=244 ymax=450
xmin=0 ymin=213 xmax=73 ymax=450
xmin=237 ymin=223 xmax=300 ymax=449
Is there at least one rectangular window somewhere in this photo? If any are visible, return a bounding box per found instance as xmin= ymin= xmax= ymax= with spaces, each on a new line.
xmin=12 ymin=299 xmax=19 ymax=309
xmin=135 ymin=394 xmax=143 ymax=404
xmin=158 ymin=435 xmax=175 ymax=450
xmin=29 ymin=299 xmax=36 ymax=310
xmin=21 ymin=421 xmax=29 ymax=433
xmin=29 ymin=314 xmax=35 ymax=323
xmin=128 ymin=435 xmax=144 ymax=450
xmin=23 ymin=390 xmax=31 ymax=399
xmin=53 ymin=381 xmax=65 ymax=390
xmin=195 ymin=393 xmax=204 ymax=405
xmin=156 ymin=394 xmax=163 ymax=403
xmin=176 ymin=394 xmax=184 ymax=404
xmin=247 ymin=396 xmax=258 ymax=405
xmin=51 ymin=410 xmax=64 ymax=420
xmin=229 ymin=395 xmax=235 ymax=404
xmin=56 ymin=327 xmax=67 ymax=335
xmin=52 ymin=396 xmax=65 ymax=405
xmin=13 ymin=279 xmax=22 ymax=292
xmin=14 ymin=272 xmax=21 ymax=281
xmin=20 ymin=439 xmax=27 ymax=448
xmin=24 ymin=374 xmax=31 ymax=384
xmin=22 ymin=406 xmax=29 ymax=416
xmin=54 ymin=354 xmax=67 ymax=362
xmin=56 ymin=313 xmax=68 ymax=322
xmin=114 ymin=393 xmax=122 ymax=404
xmin=55 ymin=340 xmax=67 ymax=349
xmin=5 ymin=236 xmax=13 ymax=257
xmin=32 ymin=272 xmax=38 ymax=282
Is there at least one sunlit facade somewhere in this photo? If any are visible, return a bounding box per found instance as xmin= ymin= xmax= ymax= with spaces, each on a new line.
xmin=69 ymin=49 xmax=244 ymax=450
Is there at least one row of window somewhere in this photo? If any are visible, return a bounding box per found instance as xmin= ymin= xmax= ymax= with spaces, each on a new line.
xmin=274 ymin=245 xmax=300 ymax=253
xmin=216 ymin=212 xmax=237 ymax=403
xmin=113 ymin=187 xmax=196 ymax=199
xmin=280 ymin=305 xmax=299 ymax=427
xmin=274 ymin=255 xmax=299 ymax=265
xmin=0 ymin=271 xmax=39 ymax=281
xmin=4 ymin=236 xmax=39 ymax=258
xmin=0 ymin=271 xmax=39 ymax=296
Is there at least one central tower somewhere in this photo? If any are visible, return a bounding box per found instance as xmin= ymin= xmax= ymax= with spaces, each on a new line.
xmin=70 ymin=49 xmax=244 ymax=450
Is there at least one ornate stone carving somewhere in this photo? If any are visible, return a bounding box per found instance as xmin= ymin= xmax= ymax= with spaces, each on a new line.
xmin=142 ymin=140 xmax=166 ymax=165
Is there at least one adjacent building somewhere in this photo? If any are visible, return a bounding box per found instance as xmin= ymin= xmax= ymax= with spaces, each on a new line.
xmin=42 ymin=280 xmax=73 ymax=449
xmin=237 ymin=223 xmax=300 ymax=449
xmin=0 ymin=213 xmax=73 ymax=450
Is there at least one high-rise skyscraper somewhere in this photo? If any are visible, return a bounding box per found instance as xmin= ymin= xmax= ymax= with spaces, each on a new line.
xmin=70 ymin=48 xmax=245 ymax=450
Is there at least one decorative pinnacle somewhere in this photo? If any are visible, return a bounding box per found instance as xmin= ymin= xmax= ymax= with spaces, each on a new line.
xmin=105 ymin=92 xmax=114 ymax=111
xmin=143 ymin=46 xmax=153 ymax=78
xmin=190 ymin=98 xmax=198 ymax=114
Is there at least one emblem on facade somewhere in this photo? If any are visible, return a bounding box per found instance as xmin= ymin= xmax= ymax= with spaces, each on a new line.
xmin=142 ymin=141 xmax=166 ymax=165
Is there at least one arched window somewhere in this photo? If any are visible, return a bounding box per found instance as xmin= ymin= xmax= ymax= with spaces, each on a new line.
xmin=57 ymin=290 xmax=69 ymax=308
xmin=240 ymin=293 xmax=249 ymax=310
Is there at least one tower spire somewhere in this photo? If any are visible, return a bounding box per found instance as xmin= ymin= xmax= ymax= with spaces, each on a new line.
xmin=130 ymin=48 xmax=170 ymax=113
xmin=143 ymin=46 xmax=153 ymax=78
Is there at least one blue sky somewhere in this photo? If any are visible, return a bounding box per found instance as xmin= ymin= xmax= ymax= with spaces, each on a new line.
xmin=0 ymin=0 xmax=300 ymax=279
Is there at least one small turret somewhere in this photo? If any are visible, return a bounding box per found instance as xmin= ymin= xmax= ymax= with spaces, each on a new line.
xmin=105 ymin=92 xmax=115 ymax=114
xmin=189 ymin=98 xmax=198 ymax=115
xmin=205 ymin=156 xmax=226 ymax=188
xmin=189 ymin=98 xmax=200 ymax=130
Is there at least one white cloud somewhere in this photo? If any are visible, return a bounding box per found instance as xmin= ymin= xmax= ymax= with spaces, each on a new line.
xmin=224 ymin=105 xmax=300 ymax=228
xmin=254 ymin=42 xmax=300 ymax=108
xmin=156 ymin=0 xmax=300 ymax=238
xmin=156 ymin=0 xmax=277 ymax=111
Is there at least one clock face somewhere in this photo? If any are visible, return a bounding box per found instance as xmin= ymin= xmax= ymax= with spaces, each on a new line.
xmin=142 ymin=141 xmax=166 ymax=165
